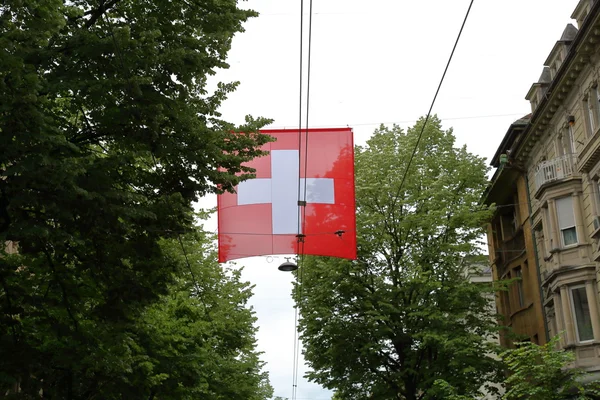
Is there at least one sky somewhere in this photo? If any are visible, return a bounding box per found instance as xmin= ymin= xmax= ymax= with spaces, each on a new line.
xmin=198 ymin=1 xmax=581 ymax=399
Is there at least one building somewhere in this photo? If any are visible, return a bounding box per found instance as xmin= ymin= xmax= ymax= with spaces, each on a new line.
xmin=485 ymin=0 xmax=600 ymax=378
xmin=466 ymin=259 xmax=505 ymax=399
xmin=483 ymin=115 xmax=547 ymax=347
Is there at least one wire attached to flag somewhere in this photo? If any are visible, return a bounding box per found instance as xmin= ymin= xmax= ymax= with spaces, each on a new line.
xmin=292 ymin=0 xmax=315 ymax=398
xmin=291 ymin=0 xmax=306 ymax=398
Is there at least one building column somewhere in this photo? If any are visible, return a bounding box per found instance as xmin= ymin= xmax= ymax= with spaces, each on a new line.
xmin=560 ymin=285 xmax=575 ymax=346
xmin=548 ymin=199 xmax=560 ymax=251
xmin=573 ymin=191 xmax=586 ymax=242
xmin=585 ymin=280 xmax=600 ymax=342
xmin=554 ymin=291 xmax=566 ymax=348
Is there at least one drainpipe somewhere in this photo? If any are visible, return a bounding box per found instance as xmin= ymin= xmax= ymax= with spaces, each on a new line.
xmin=524 ymin=172 xmax=550 ymax=343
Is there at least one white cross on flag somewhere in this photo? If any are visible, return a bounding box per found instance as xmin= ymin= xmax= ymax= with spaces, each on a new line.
xmin=217 ymin=128 xmax=356 ymax=263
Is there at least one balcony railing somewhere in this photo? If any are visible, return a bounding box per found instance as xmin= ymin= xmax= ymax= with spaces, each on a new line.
xmin=495 ymin=230 xmax=525 ymax=278
xmin=534 ymin=154 xmax=577 ymax=192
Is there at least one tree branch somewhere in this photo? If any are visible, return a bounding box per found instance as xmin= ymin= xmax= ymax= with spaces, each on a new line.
xmin=84 ymin=0 xmax=123 ymax=28
xmin=43 ymin=246 xmax=79 ymax=331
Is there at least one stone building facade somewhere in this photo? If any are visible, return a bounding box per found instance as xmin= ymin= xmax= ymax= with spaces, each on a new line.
xmin=484 ymin=116 xmax=547 ymax=348
xmin=486 ymin=0 xmax=600 ymax=378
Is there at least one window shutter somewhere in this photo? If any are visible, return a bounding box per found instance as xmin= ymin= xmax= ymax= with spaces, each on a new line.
xmin=556 ymin=196 xmax=575 ymax=229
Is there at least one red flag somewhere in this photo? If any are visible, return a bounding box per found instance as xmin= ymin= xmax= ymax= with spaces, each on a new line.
xmin=217 ymin=128 xmax=356 ymax=263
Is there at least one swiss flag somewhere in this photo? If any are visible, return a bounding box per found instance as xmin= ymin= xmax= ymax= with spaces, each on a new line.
xmin=217 ymin=128 xmax=356 ymax=263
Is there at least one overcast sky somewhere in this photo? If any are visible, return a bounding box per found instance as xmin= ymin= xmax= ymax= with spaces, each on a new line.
xmin=199 ymin=1 xmax=580 ymax=399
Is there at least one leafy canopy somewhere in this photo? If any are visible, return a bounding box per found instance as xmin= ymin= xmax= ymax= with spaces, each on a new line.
xmin=1 ymin=0 xmax=272 ymax=397
xmin=125 ymin=228 xmax=273 ymax=400
xmin=295 ymin=117 xmax=501 ymax=400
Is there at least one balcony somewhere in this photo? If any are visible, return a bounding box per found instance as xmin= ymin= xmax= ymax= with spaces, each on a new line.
xmin=534 ymin=154 xmax=577 ymax=193
xmin=495 ymin=230 xmax=525 ymax=278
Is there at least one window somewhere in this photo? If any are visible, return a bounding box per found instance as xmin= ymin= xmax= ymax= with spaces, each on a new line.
xmin=592 ymin=179 xmax=600 ymax=218
xmin=570 ymin=286 xmax=594 ymax=342
xmin=502 ymin=290 xmax=511 ymax=317
xmin=500 ymin=212 xmax=515 ymax=240
xmin=550 ymin=63 xmax=557 ymax=79
xmin=493 ymin=221 xmax=502 ymax=249
xmin=585 ymin=88 xmax=600 ymax=136
xmin=556 ymin=135 xmax=564 ymax=156
xmin=547 ymin=304 xmax=558 ymax=340
xmin=535 ymin=224 xmax=546 ymax=257
xmin=584 ymin=97 xmax=596 ymax=136
xmin=542 ymin=207 xmax=555 ymax=250
xmin=568 ymin=124 xmax=576 ymax=154
xmin=502 ymin=271 xmax=512 ymax=316
xmin=556 ymin=196 xmax=578 ymax=246
xmin=595 ymin=87 xmax=600 ymax=126
xmin=558 ymin=125 xmax=575 ymax=156
xmin=515 ymin=267 xmax=525 ymax=308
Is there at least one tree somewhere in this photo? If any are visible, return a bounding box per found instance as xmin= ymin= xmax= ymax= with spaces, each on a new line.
xmin=124 ymin=229 xmax=272 ymax=400
xmin=0 ymin=0 xmax=271 ymax=397
xmin=294 ymin=117 xmax=501 ymax=400
xmin=501 ymin=336 xmax=600 ymax=400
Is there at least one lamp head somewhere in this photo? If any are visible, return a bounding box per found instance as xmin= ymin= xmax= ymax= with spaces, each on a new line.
xmin=278 ymin=261 xmax=298 ymax=272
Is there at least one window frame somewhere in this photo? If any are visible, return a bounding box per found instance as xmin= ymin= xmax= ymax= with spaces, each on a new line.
xmin=592 ymin=179 xmax=600 ymax=218
xmin=594 ymin=86 xmax=600 ymax=127
xmin=584 ymin=95 xmax=596 ymax=137
xmin=515 ymin=267 xmax=525 ymax=308
xmin=569 ymin=284 xmax=594 ymax=344
xmin=534 ymin=222 xmax=547 ymax=260
xmin=556 ymin=131 xmax=565 ymax=157
xmin=568 ymin=124 xmax=576 ymax=155
xmin=584 ymin=86 xmax=600 ymax=137
xmin=555 ymin=196 xmax=578 ymax=248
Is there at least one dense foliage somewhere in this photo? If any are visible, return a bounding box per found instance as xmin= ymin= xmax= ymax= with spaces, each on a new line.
xmin=0 ymin=0 xmax=271 ymax=397
xmin=295 ymin=118 xmax=501 ymax=400
xmin=434 ymin=335 xmax=600 ymax=400
xmin=128 ymin=230 xmax=272 ymax=400
xmin=501 ymin=336 xmax=600 ymax=400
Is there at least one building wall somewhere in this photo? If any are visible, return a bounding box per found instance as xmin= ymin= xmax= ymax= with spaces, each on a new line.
xmin=487 ymin=173 xmax=546 ymax=347
xmin=467 ymin=264 xmax=505 ymax=400
xmin=507 ymin=0 xmax=600 ymax=376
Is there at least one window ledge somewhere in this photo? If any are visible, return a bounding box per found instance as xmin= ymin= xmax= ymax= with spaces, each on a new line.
xmin=562 ymin=244 xmax=580 ymax=250
xmin=551 ymin=242 xmax=588 ymax=254
xmin=564 ymin=340 xmax=598 ymax=350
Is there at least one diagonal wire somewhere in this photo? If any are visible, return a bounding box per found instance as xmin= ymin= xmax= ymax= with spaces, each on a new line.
xmin=395 ymin=0 xmax=475 ymax=199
